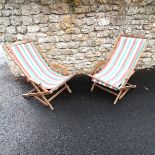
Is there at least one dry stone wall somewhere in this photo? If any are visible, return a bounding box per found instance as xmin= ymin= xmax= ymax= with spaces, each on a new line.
xmin=0 ymin=0 xmax=155 ymax=75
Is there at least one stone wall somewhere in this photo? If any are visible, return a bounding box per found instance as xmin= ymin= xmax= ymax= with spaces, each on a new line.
xmin=0 ymin=0 xmax=155 ymax=75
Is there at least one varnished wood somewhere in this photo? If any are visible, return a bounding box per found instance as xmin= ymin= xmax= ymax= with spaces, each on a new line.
xmin=90 ymin=83 xmax=95 ymax=92
xmin=65 ymin=84 xmax=72 ymax=93
xmin=34 ymin=96 xmax=48 ymax=106
xmin=48 ymin=86 xmax=66 ymax=102
xmin=51 ymin=63 xmax=70 ymax=76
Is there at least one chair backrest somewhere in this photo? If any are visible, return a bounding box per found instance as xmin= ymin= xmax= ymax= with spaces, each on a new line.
xmin=5 ymin=42 xmax=64 ymax=84
xmin=97 ymin=35 xmax=147 ymax=88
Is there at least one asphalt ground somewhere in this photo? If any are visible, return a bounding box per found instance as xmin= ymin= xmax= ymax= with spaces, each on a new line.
xmin=0 ymin=63 xmax=155 ymax=155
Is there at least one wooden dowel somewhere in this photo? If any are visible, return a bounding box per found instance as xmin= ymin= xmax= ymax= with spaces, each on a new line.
xmin=48 ymin=86 xmax=66 ymax=102
xmin=87 ymin=74 xmax=93 ymax=78
xmin=31 ymin=81 xmax=54 ymax=110
xmin=65 ymin=84 xmax=72 ymax=93
xmin=119 ymin=89 xmax=129 ymax=100
xmin=114 ymin=90 xmax=123 ymax=104
xmin=90 ymin=83 xmax=95 ymax=92
xmin=24 ymin=88 xmax=35 ymax=94
xmin=34 ymin=96 xmax=48 ymax=106
xmin=121 ymin=85 xmax=136 ymax=89
xmin=42 ymin=96 xmax=54 ymax=111
xmin=23 ymin=91 xmax=50 ymax=97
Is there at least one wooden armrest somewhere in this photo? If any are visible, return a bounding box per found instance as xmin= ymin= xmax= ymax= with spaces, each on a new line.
xmin=91 ymin=60 xmax=106 ymax=75
xmin=50 ymin=63 xmax=70 ymax=76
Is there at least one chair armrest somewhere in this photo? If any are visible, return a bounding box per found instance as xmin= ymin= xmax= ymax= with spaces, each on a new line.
xmin=91 ymin=60 xmax=106 ymax=75
xmin=50 ymin=63 xmax=70 ymax=76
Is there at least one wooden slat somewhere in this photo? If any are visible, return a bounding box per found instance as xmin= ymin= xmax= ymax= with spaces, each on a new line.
xmin=23 ymin=91 xmax=50 ymax=97
xmin=34 ymin=96 xmax=48 ymax=106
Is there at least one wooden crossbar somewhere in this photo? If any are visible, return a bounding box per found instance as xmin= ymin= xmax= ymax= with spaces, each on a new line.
xmin=23 ymin=91 xmax=50 ymax=97
xmin=34 ymin=96 xmax=48 ymax=106
xmin=48 ymin=86 xmax=66 ymax=102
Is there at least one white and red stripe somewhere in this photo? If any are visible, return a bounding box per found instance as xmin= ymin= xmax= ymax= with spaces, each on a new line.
xmin=93 ymin=36 xmax=146 ymax=90
xmin=10 ymin=42 xmax=72 ymax=89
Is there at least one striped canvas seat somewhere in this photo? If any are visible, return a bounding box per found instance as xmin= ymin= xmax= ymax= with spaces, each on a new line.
xmin=10 ymin=42 xmax=72 ymax=90
xmin=93 ymin=36 xmax=146 ymax=90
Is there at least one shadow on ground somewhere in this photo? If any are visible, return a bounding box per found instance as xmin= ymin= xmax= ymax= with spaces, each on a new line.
xmin=0 ymin=64 xmax=155 ymax=155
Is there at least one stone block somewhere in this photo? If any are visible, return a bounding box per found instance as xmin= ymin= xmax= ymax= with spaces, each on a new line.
xmin=34 ymin=14 xmax=49 ymax=24
xmin=4 ymin=34 xmax=16 ymax=42
xmin=0 ymin=25 xmax=6 ymax=33
xmin=17 ymin=26 xmax=27 ymax=33
xmin=97 ymin=17 xmax=110 ymax=26
xmin=41 ymin=6 xmax=50 ymax=15
xmin=56 ymin=43 xmax=67 ymax=49
xmin=21 ymin=3 xmax=41 ymax=15
xmin=21 ymin=16 xmax=33 ymax=25
xmin=27 ymin=25 xmax=40 ymax=32
xmin=49 ymin=14 xmax=60 ymax=23
xmin=49 ymin=3 xmax=69 ymax=14
xmin=7 ymin=26 xmax=16 ymax=34
xmin=10 ymin=16 xmax=21 ymax=26
xmin=2 ymin=17 xmax=10 ymax=26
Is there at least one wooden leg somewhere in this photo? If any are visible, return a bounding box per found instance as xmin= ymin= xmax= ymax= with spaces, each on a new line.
xmin=65 ymin=84 xmax=72 ymax=93
xmin=48 ymin=86 xmax=66 ymax=102
xmin=42 ymin=95 xmax=54 ymax=111
xmin=119 ymin=88 xmax=130 ymax=100
xmin=31 ymin=82 xmax=54 ymax=110
xmin=22 ymin=82 xmax=72 ymax=110
xmin=119 ymin=84 xmax=136 ymax=100
xmin=113 ymin=90 xmax=123 ymax=105
xmin=90 ymin=83 xmax=95 ymax=92
xmin=34 ymin=96 xmax=48 ymax=106
xmin=114 ymin=84 xmax=136 ymax=104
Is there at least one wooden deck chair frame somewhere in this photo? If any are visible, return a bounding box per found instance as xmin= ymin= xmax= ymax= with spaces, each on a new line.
xmin=88 ymin=33 xmax=147 ymax=104
xmin=3 ymin=40 xmax=75 ymax=111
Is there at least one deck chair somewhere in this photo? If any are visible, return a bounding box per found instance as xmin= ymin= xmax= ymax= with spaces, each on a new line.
xmin=3 ymin=41 xmax=75 ymax=110
xmin=88 ymin=33 xmax=147 ymax=104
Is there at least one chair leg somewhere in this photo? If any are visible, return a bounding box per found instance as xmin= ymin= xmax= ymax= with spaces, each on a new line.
xmin=113 ymin=90 xmax=123 ymax=104
xmin=34 ymin=96 xmax=49 ymax=106
xmin=90 ymin=83 xmax=95 ymax=92
xmin=114 ymin=84 xmax=136 ymax=104
xmin=65 ymin=84 xmax=72 ymax=93
xmin=119 ymin=88 xmax=130 ymax=100
xmin=42 ymin=96 xmax=54 ymax=111
xmin=31 ymin=82 xmax=54 ymax=110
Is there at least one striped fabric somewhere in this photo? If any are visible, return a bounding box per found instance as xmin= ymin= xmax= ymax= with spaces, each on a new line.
xmin=10 ymin=42 xmax=72 ymax=90
xmin=93 ymin=36 xmax=146 ymax=90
